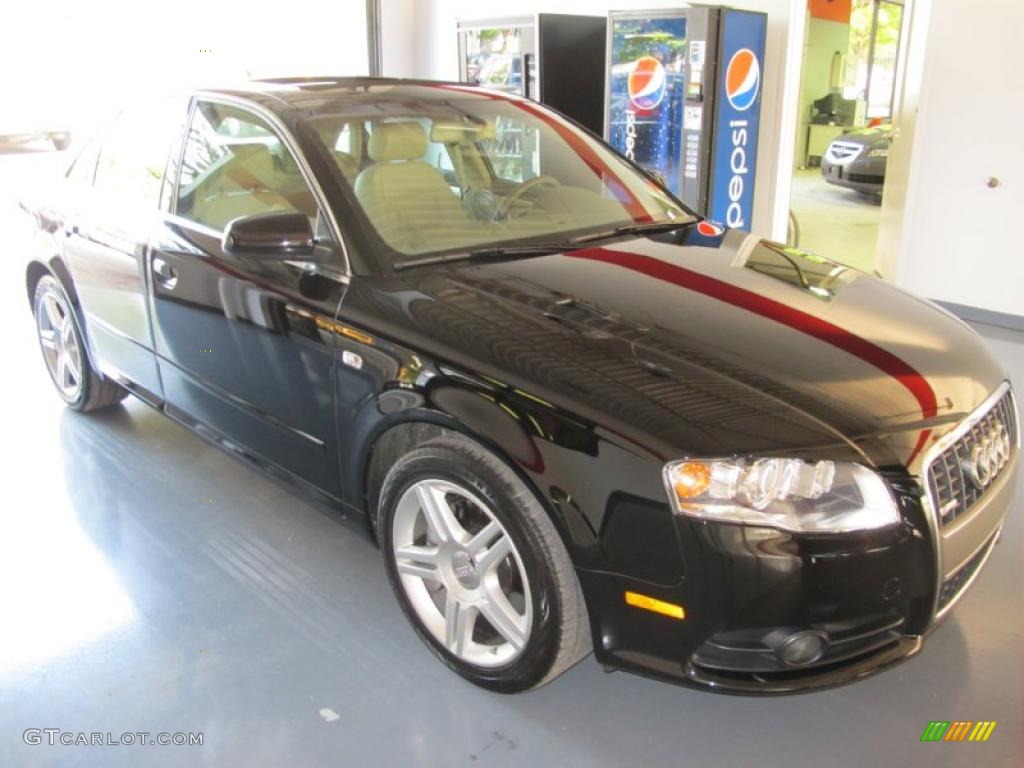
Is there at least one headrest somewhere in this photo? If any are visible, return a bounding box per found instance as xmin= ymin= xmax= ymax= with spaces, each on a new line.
xmin=429 ymin=119 xmax=495 ymax=144
xmin=367 ymin=121 xmax=427 ymax=163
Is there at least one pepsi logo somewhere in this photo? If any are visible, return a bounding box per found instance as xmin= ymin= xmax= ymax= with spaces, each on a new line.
xmin=725 ymin=48 xmax=760 ymax=111
xmin=696 ymin=220 xmax=725 ymax=237
xmin=628 ymin=56 xmax=667 ymax=111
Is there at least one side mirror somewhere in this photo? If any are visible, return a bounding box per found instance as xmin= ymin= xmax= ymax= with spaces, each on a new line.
xmin=222 ymin=211 xmax=315 ymax=259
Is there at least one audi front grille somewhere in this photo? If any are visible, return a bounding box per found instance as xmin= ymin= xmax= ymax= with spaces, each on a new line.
xmin=925 ymin=386 xmax=1018 ymax=528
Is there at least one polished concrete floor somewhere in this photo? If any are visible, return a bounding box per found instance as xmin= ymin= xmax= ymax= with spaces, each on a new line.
xmin=790 ymin=167 xmax=881 ymax=273
xmin=0 ymin=144 xmax=1020 ymax=767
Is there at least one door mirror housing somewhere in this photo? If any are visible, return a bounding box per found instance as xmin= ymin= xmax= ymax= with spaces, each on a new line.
xmin=222 ymin=211 xmax=316 ymax=259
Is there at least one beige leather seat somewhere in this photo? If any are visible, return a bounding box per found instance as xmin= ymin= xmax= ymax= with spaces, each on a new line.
xmin=191 ymin=143 xmax=313 ymax=230
xmin=430 ymin=120 xmax=495 ymax=191
xmin=354 ymin=121 xmax=475 ymax=254
xmin=314 ymin=124 xmax=361 ymax=183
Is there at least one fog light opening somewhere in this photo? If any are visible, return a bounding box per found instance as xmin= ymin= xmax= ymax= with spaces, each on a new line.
xmin=771 ymin=630 xmax=830 ymax=667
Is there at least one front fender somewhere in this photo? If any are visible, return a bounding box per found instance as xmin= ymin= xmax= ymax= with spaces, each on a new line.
xmin=341 ymin=366 xmax=685 ymax=589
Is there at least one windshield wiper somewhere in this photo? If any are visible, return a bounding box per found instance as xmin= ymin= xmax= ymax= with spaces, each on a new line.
xmin=572 ymin=219 xmax=695 ymax=244
xmin=393 ymin=242 xmax=582 ymax=272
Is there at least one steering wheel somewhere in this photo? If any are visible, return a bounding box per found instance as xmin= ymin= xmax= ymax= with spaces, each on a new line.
xmin=494 ymin=176 xmax=560 ymax=220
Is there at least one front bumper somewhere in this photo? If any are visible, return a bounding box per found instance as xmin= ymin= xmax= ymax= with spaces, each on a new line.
xmin=580 ymin=456 xmax=1015 ymax=695
xmin=821 ymin=156 xmax=885 ymax=195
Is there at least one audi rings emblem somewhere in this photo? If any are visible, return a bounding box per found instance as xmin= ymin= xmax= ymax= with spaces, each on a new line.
xmin=965 ymin=424 xmax=1012 ymax=490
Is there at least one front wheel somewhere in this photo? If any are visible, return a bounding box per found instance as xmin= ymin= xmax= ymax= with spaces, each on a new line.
xmin=33 ymin=275 xmax=126 ymax=411
xmin=377 ymin=431 xmax=590 ymax=692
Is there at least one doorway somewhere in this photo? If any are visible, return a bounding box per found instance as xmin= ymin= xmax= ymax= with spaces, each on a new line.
xmin=788 ymin=0 xmax=905 ymax=273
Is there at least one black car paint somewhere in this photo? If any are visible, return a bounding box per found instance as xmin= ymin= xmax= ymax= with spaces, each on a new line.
xmin=23 ymin=80 xmax=1011 ymax=693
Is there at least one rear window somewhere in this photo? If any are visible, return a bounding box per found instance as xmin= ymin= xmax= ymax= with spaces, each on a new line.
xmin=93 ymin=98 xmax=182 ymax=208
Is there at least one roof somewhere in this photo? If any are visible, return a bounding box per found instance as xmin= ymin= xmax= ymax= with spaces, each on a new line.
xmin=201 ymin=76 xmax=478 ymax=113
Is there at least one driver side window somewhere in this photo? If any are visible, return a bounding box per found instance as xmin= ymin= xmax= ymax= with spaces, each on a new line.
xmin=175 ymin=102 xmax=318 ymax=231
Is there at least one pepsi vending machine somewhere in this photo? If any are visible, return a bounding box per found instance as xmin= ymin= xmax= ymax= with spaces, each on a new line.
xmin=605 ymin=7 xmax=767 ymax=230
xmin=458 ymin=15 xmax=607 ymax=182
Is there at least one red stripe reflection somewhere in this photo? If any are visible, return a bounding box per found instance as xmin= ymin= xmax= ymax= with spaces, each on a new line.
xmin=432 ymin=84 xmax=651 ymax=223
xmin=571 ymin=247 xmax=937 ymax=465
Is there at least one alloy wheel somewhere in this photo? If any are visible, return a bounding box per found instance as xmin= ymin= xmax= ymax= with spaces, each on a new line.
xmin=36 ymin=285 xmax=84 ymax=401
xmin=392 ymin=478 xmax=533 ymax=667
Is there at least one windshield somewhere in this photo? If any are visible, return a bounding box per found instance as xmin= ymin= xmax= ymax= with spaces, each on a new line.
xmin=302 ymin=85 xmax=694 ymax=264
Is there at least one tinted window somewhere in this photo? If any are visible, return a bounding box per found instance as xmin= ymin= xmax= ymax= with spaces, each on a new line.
xmin=93 ymin=101 xmax=179 ymax=207
xmin=176 ymin=102 xmax=317 ymax=231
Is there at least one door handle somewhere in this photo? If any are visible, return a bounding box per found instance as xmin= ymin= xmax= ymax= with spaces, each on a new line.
xmin=152 ymin=257 xmax=178 ymax=289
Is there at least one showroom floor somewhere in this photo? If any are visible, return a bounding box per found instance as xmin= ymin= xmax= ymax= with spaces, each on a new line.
xmin=0 ymin=145 xmax=1020 ymax=767
xmin=789 ymin=167 xmax=881 ymax=273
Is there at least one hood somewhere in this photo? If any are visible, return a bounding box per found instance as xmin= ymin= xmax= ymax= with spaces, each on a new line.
xmin=357 ymin=229 xmax=1006 ymax=472
xmin=836 ymin=125 xmax=892 ymax=148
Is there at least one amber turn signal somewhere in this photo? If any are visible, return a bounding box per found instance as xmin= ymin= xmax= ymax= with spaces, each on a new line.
xmin=624 ymin=591 xmax=686 ymax=620
xmin=671 ymin=461 xmax=711 ymax=499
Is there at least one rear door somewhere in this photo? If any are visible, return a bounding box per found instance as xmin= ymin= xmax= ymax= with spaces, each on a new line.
xmin=62 ymin=98 xmax=185 ymax=400
xmin=148 ymin=98 xmax=348 ymax=496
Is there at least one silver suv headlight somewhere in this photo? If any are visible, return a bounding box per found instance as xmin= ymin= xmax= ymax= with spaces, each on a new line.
xmin=662 ymin=458 xmax=900 ymax=533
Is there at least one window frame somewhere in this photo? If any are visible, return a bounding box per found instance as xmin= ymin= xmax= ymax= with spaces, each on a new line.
xmin=169 ymin=93 xmax=351 ymax=276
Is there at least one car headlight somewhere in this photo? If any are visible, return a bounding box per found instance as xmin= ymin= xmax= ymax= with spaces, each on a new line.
xmin=662 ymin=458 xmax=900 ymax=533
xmin=867 ymin=147 xmax=888 ymax=158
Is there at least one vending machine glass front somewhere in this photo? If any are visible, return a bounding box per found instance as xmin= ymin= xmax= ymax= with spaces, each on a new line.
xmin=607 ymin=15 xmax=687 ymax=195
xmin=458 ymin=21 xmax=539 ymax=183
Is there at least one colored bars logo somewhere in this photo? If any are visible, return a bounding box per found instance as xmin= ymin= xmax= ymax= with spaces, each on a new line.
xmin=920 ymin=721 xmax=996 ymax=742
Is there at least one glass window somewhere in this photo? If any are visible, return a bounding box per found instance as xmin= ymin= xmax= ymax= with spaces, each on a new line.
xmin=93 ymin=102 xmax=178 ymax=207
xmin=461 ymin=27 xmax=526 ymax=96
xmin=844 ymin=0 xmax=904 ymax=120
xmin=305 ymin=91 xmax=692 ymax=262
xmin=176 ymin=102 xmax=318 ymax=231
xmin=335 ymin=124 xmax=354 ymax=154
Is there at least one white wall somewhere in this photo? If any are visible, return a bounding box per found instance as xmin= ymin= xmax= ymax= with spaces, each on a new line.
xmin=793 ymin=16 xmax=850 ymax=167
xmin=381 ymin=0 xmax=421 ymax=77
xmin=879 ymin=0 xmax=1024 ymax=317
xmin=394 ymin=0 xmax=805 ymax=241
xmin=4 ymin=0 xmax=369 ymax=138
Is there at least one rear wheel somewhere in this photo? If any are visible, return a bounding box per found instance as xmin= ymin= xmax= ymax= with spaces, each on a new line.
xmin=377 ymin=431 xmax=590 ymax=692
xmin=33 ymin=275 xmax=126 ymax=411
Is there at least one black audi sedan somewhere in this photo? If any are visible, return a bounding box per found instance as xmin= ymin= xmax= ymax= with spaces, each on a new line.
xmin=821 ymin=124 xmax=892 ymax=199
xmin=22 ymin=78 xmax=1017 ymax=694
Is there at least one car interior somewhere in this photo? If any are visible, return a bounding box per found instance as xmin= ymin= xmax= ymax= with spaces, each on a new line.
xmin=176 ymin=102 xmax=677 ymax=260
xmin=176 ymin=105 xmax=319 ymax=231
xmin=311 ymin=113 xmax=649 ymax=257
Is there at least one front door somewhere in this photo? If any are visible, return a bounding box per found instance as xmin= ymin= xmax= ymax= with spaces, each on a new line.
xmin=148 ymin=99 xmax=347 ymax=496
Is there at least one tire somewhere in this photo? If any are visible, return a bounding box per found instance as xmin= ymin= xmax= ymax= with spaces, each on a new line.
xmin=33 ymin=274 xmax=127 ymax=412
xmin=50 ymin=133 xmax=71 ymax=151
xmin=377 ymin=430 xmax=590 ymax=692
